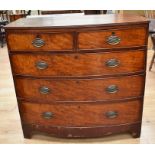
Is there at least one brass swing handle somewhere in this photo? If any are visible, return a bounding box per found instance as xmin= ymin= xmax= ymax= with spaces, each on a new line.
xmin=106 ymin=85 xmax=118 ymax=94
xmin=42 ymin=111 xmax=118 ymax=119
xmin=36 ymin=61 xmax=48 ymax=70
xmin=105 ymin=59 xmax=120 ymax=68
xmin=105 ymin=111 xmax=118 ymax=119
xmin=32 ymin=37 xmax=45 ymax=48
xmin=42 ymin=112 xmax=54 ymax=119
xmin=39 ymin=86 xmax=51 ymax=94
xmin=107 ymin=33 xmax=121 ymax=45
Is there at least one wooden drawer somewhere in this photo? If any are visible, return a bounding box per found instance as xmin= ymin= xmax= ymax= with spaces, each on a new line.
xmin=11 ymin=50 xmax=145 ymax=77
xmin=15 ymin=75 xmax=144 ymax=102
xmin=7 ymin=33 xmax=73 ymax=51
xmin=78 ymin=27 xmax=147 ymax=50
xmin=19 ymin=99 xmax=142 ymax=127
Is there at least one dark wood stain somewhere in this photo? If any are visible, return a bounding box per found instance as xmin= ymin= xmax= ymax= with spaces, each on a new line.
xmin=22 ymin=122 xmax=142 ymax=138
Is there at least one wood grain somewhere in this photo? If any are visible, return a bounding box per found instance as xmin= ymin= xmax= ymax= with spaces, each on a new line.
xmin=10 ymin=50 xmax=145 ymax=77
xmin=4 ymin=14 xmax=148 ymax=29
xmin=14 ymin=75 xmax=145 ymax=102
xmin=21 ymin=122 xmax=141 ymax=138
xmin=19 ymin=99 xmax=142 ymax=127
xmin=7 ymin=32 xmax=73 ymax=51
xmin=4 ymin=14 xmax=149 ymax=139
xmin=1 ymin=46 xmax=155 ymax=143
xmin=78 ymin=27 xmax=147 ymax=49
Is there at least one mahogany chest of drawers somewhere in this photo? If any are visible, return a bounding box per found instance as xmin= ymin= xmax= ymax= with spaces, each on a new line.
xmin=5 ymin=14 xmax=149 ymax=139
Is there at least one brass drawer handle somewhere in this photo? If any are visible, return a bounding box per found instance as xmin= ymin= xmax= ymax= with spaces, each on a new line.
xmin=107 ymin=32 xmax=121 ymax=45
xmin=36 ymin=61 xmax=48 ymax=70
xmin=105 ymin=59 xmax=120 ymax=67
xmin=32 ymin=37 xmax=45 ymax=48
xmin=39 ymin=86 xmax=51 ymax=94
xmin=106 ymin=85 xmax=118 ymax=93
xmin=42 ymin=112 xmax=54 ymax=119
xmin=106 ymin=111 xmax=118 ymax=119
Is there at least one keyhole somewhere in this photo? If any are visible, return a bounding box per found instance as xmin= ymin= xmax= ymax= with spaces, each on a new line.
xmin=112 ymin=32 xmax=115 ymax=35
xmin=36 ymin=34 xmax=40 ymax=38
xmin=74 ymin=55 xmax=79 ymax=59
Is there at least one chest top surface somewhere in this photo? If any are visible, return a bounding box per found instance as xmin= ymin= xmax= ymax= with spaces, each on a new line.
xmin=5 ymin=14 xmax=149 ymax=29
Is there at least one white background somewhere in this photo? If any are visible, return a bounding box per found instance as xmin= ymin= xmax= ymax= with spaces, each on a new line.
xmin=0 ymin=0 xmax=155 ymax=153
xmin=0 ymin=0 xmax=155 ymax=10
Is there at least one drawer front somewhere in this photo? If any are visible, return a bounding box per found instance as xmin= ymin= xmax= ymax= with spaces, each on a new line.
xmin=11 ymin=50 xmax=145 ymax=77
xmin=78 ymin=27 xmax=147 ymax=50
xmin=7 ymin=33 xmax=73 ymax=51
xmin=15 ymin=75 xmax=144 ymax=102
xmin=19 ymin=100 xmax=142 ymax=127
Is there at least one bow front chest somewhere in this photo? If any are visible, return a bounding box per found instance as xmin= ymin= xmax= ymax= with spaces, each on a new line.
xmin=5 ymin=14 xmax=149 ymax=139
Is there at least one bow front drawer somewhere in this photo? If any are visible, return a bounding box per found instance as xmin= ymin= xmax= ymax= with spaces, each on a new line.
xmin=7 ymin=32 xmax=73 ymax=51
xmin=15 ymin=75 xmax=144 ymax=102
xmin=19 ymin=100 xmax=142 ymax=127
xmin=78 ymin=27 xmax=147 ymax=50
xmin=10 ymin=49 xmax=145 ymax=77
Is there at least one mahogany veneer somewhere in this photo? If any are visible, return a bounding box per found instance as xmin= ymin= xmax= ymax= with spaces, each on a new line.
xmin=15 ymin=75 xmax=144 ymax=102
xmin=5 ymin=14 xmax=149 ymax=139
xmin=78 ymin=27 xmax=147 ymax=49
xmin=19 ymin=100 xmax=142 ymax=127
xmin=7 ymin=33 xmax=73 ymax=51
xmin=10 ymin=49 xmax=145 ymax=77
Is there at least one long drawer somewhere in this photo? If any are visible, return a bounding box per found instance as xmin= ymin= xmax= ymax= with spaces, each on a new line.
xmin=78 ymin=27 xmax=147 ymax=50
xmin=11 ymin=50 xmax=145 ymax=77
xmin=19 ymin=99 xmax=142 ymax=127
xmin=15 ymin=75 xmax=144 ymax=102
xmin=7 ymin=32 xmax=73 ymax=51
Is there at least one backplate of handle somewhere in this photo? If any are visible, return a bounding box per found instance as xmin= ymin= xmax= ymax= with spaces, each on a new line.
xmin=105 ymin=111 xmax=118 ymax=119
xmin=107 ymin=32 xmax=121 ymax=45
xmin=32 ymin=37 xmax=45 ymax=48
xmin=42 ymin=112 xmax=54 ymax=119
xmin=36 ymin=61 xmax=48 ymax=70
xmin=106 ymin=85 xmax=118 ymax=93
xmin=39 ymin=86 xmax=51 ymax=94
xmin=105 ymin=59 xmax=120 ymax=67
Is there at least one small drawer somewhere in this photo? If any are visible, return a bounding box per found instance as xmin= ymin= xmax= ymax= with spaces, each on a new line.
xmin=78 ymin=27 xmax=147 ymax=50
xmin=15 ymin=75 xmax=144 ymax=102
xmin=10 ymin=50 xmax=145 ymax=77
xmin=7 ymin=32 xmax=73 ymax=51
xmin=19 ymin=99 xmax=142 ymax=127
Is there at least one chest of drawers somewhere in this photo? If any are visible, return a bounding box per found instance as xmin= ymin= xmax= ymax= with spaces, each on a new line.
xmin=5 ymin=14 xmax=149 ymax=139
